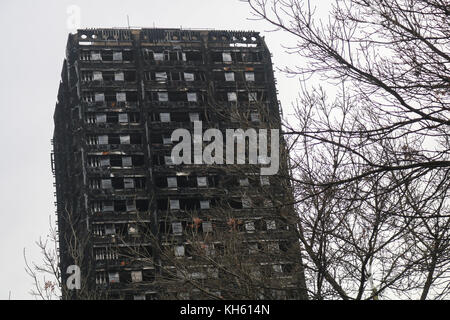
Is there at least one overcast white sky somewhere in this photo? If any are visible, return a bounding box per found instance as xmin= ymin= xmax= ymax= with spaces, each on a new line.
xmin=0 ymin=0 xmax=331 ymax=299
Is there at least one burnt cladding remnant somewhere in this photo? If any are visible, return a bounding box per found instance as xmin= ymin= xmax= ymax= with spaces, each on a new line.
xmin=52 ymin=28 xmax=308 ymax=300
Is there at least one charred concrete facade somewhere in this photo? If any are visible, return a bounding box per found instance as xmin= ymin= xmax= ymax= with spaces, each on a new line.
xmin=53 ymin=28 xmax=307 ymax=300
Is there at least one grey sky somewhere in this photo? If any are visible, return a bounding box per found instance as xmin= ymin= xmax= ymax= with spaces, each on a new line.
xmin=0 ymin=0 xmax=320 ymax=299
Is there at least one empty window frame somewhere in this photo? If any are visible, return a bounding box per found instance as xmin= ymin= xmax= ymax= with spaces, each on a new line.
xmin=245 ymin=72 xmax=255 ymax=81
xmin=164 ymin=155 xmax=174 ymax=165
xmin=245 ymin=221 xmax=255 ymax=233
xmin=172 ymin=222 xmax=183 ymax=235
xmin=96 ymin=114 xmax=107 ymax=123
xmin=108 ymin=272 xmax=120 ymax=283
xmin=239 ymin=178 xmax=250 ymax=187
xmin=118 ymin=113 xmax=129 ymax=123
xmin=114 ymin=71 xmax=124 ymax=81
xmin=122 ymin=156 xmax=133 ymax=167
xmin=250 ymin=112 xmax=260 ymax=122
xmin=93 ymin=71 xmax=103 ymax=81
xmin=155 ymin=72 xmax=168 ymax=81
xmin=153 ymin=52 xmax=164 ymax=61
xmin=104 ymin=224 xmax=116 ymax=235
xmin=126 ymin=199 xmax=137 ymax=212
xmin=224 ymin=72 xmax=235 ymax=81
xmin=160 ymin=112 xmax=171 ymax=122
xmin=113 ymin=51 xmax=123 ymax=61
xmin=163 ymin=136 xmax=172 ymax=145
xmin=266 ymin=242 xmax=280 ymax=253
xmin=170 ymin=199 xmax=180 ymax=210
xmin=200 ymin=200 xmax=210 ymax=209
xmin=249 ymin=243 xmax=259 ymax=254
xmin=197 ymin=177 xmax=207 ymax=187
xmin=98 ymin=135 xmax=113 ymax=145
xmin=95 ymin=93 xmax=105 ymax=102
xmin=222 ymin=52 xmax=232 ymax=62
xmin=123 ymin=178 xmax=135 ymax=189
xmin=242 ymin=196 xmax=252 ymax=208
xmin=91 ymin=51 xmax=102 ymax=61
xmin=167 ymin=177 xmax=178 ymax=188
xmin=100 ymin=157 xmax=110 ymax=167
xmin=248 ymin=92 xmax=258 ymax=102
xmin=227 ymin=92 xmax=237 ymax=102
xmin=158 ymin=92 xmax=169 ymax=102
xmin=272 ymin=265 xmax=283 ymax=273
xmin=266 ymin=220 xmax=276 ymax=230
xmin=184 ymin=72 xmax=195 ymax=81
xmin=116 ymin=92 xmax=127 ymax=102
xmin=187 ymin=92 xmax=198 ymax=102
xmin=131 ymin=271 xmax=142 ymax=283
xmin=260 ymin=176 xmax=270 ymax=186
xmin=202 ymin=221 xmax=213 ymax=233
xmin=101 ymin=179 xmax=112 ymax=189
xmin=120 ymin=135 xmax=130 ymax=144
xmin=175 ymin=245 xmax=185 ymax=257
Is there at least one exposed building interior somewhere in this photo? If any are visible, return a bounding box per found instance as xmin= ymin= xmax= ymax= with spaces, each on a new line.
xmin=52 ymin=28 xmax=307 ymax=300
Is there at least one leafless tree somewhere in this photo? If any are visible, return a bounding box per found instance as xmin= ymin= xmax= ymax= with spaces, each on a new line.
xmin=245 ymin=0 xmax=450 ymax=299
xmin=24 ymin=217 xmax=61 ymax=300
xmin=25 ymin=208 xmax=105 ymax=300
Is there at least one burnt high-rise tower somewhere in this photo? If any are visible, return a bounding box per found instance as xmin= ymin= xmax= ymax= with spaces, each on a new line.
xmin=52 ymin=28 xmax=307 ymax=300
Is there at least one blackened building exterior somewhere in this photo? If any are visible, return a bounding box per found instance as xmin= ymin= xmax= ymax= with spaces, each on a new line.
xmin=52 ymin=28 xmax=307 ymax=300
